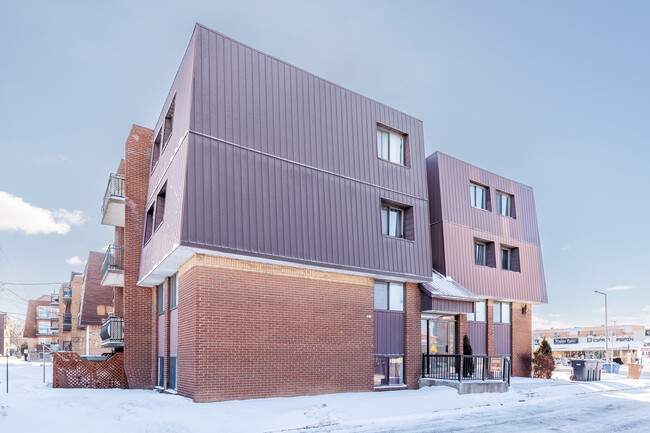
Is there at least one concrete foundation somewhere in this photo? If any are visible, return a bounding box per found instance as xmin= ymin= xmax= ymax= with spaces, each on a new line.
xmin=419 ymin=378 xmax=509 ymax=394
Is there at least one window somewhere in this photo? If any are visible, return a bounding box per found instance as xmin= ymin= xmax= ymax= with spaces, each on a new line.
xmin=154 ymin=184 xmax=166 ymax=231
xmin=163 ymin=97 xmax=175 ymax=148
xmin=151 ymin=130 xmax=162 ymax=172
xmin=475 ymin=242 xmax=487 ymax=266
xmin=502 ymin=248 xmax=511 ymax=270
xmin=169 ymin=273 xmax=178 ymax=310
xmin=37 ymin=306 xmax=52 ymax=319
xmin=493 ymin=302 xmax=511 ymax=324
xmin=144 ymin=205 xmax=154 ymax=244
xmin=169 ymin=356 xmax=177 ymax=390
xmin=157 ymin=356 xmax=165 ymax=388
xmin=377 ymin=128 xmax=405 ymax=165
xmin=496 ymin=192 xmax=513 ymax=217
xmin=466 ymin=301 xmax=486 ymax=322
xmin=470 ymin=183 xmax=489 ymax=210
xmin=157 ymin=284 xmax=165 ymax=315
xmin=374 ymin=281 xmax=404 ymax=311
xmin=381 ymin=205 xmax=404 ymax=238
xmin=374 ymin=356 xmax=403 ymax=386
xmin=38 ymin=322 xmax=50 ymax=335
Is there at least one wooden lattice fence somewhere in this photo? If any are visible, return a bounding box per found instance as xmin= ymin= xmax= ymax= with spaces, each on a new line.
xmin=53 ymin=352 xmax=128 ymax=389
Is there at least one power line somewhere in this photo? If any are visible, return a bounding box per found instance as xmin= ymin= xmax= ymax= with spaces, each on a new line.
xmin=2 ymin=282 xmax=66 ymax=285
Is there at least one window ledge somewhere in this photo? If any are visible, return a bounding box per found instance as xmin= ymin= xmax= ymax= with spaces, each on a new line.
xmin=154 ymin=386 xmax=165 ymax=392
xmin=164 ymin=389 xmax=178 ymax=395
xmin=471 ymin=206 xmax=491 ymax=212
xmin=374 ymin=385 xmax=407 ymax=391
xmin=377 ymin=157 xmax=410 ymax=169
xmin=382 ymin=235 xmax=415 ymax=243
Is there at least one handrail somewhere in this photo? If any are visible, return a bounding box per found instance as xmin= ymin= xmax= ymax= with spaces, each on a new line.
xmin=101 ymin=173 xmax=125 ymax=215
xmin=422 ymin=354 xmax=510 ymax=384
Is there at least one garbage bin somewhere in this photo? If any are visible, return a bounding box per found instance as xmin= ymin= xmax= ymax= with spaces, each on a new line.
xmin=603 ymin=363 xmax=621 ymax=374
xmin=571 ymin=360 xmax=602 ymax=381
xmin=628 ymin=364 xmax=643 ymax=380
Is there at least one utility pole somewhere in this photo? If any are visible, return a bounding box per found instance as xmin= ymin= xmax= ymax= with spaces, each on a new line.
xmin=612 ymin=320 xmax=617 ymax=363
xmin=594 ymin=291 xmax=609 ymax=364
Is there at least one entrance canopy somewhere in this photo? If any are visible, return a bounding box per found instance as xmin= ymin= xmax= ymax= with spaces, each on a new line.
xmin=420 ymin=270 xmax=478 ymax=314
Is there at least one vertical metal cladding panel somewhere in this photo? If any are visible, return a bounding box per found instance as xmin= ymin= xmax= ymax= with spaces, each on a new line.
xmin=430 ymin=298 xmax=474 ymax=314
xmin=170 ymin=308 xmax=178 ymax=357
xmin=374 ymin=311 xmax=405 ymax=356
xmin=467 ymin=321 xmax=487 ymax=355
xmin=182 ymin=25 xmax=431 ymax=281
xmin=494 ymin=323 xmax=512 ymax=356
xmin=138 ymin=30 xmax=196 ymax=283
xmin=157 ymin=314 xmax=165 ymax=358
xmin=427 ymin=153 xmax=547 ymax=303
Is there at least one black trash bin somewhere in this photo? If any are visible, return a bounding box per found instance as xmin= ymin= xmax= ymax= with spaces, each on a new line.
xmin=570 ymin=359 xmax=602 ymax=381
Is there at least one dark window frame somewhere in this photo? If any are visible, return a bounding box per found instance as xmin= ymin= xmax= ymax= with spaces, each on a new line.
xmin=157 ymin=356 xmax=165 ymax=388
xmin=377 ymin=123 xmax=410 ymax=167
xmin=168 ymin=356 xmax=177 ymax=390
xmin=150 ymin=130 xmax=162 ymax=173
xmin=157 ymin=284 xmax=165 ymax=316
xmin=374 ymin=355 xmax=404 ymax=387
xmin=169 ymin=273 xmax=178 ymax=310
xmin=374 ymin=281 xmax=404 ymax=312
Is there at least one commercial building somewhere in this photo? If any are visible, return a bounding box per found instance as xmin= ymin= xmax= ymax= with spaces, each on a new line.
xmin=92 ymin=24 xmax=547 ymax=401
xmin=533 ymin=325 xmax=650 ymax=362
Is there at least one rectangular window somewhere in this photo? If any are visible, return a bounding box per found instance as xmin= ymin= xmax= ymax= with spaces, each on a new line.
xmin=37 ymin=306 xmax=52 ymax=319
xmin=381 ymin=206 xmax=404 ymax=238
xmin=377 ymin=128 xmax=405 ymax=165
xmin=151 ymin=130 xmax=162 ymax=172
xmin=374 ymin=356 xmax=404 ymax=386
xmin=157 ymin=284 xmax=165 ymax=315
xmin=475 ymin=242 xmax=487 ymax=266
xmin=163 ymin=97 xmax=175 ymax=148
xmin=493 ymin=302 xmax=511 ymax=324
xmin=144 ymin=205 xmax=154 ymax=244
xmin=374 ymin=281 xmax=404 ymax=312
xmin=168 ymin=356 xmax=177 ymax=390
xmin=169 ymin=273 xmax=178 ymax=310
xmin=154 ymin=184 xmax=166 ymax=231
xmin=470 ymin=183 xmax=488 ymax=210
xmin=497 ymin=192 xmax=512 ymax=217
xmin=157 ymin=356 xmax=164 ymax=388
xmin=467 ymin=301 xmax=486 ymax=322
xmin=502 ymin=249 xmax=509 ymax=269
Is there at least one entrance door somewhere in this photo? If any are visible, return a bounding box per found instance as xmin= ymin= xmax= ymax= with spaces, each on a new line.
xmin=421 ymin=316 xmax=456 ymax=355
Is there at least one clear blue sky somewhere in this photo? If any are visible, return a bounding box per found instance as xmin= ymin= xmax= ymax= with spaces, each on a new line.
xmin=1 ymin=1 xmax=648 ymax=329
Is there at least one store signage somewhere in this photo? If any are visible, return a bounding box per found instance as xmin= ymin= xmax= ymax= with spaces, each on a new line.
xmin=490 ymin=359 xmax=502 ymax=372
xmin=587 ymin=336 xmax=607 ymax=343
xmin=554 ymin=338 xmax=578 ymax=344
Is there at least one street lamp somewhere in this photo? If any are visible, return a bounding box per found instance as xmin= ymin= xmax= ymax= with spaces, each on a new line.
xmin=594 ymin=291 xmax=612 ymax=364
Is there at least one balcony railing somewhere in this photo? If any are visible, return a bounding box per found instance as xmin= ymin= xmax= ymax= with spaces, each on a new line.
xmin=36 ymin=313 xmax=52 ymax=320
xmin=422 ymin=354 xmax=511 ymax=384
xmin=100 ymin=316 xmax=124 ymax=348
xmin=62 ymin=313 xmax=72 ymax=331
xmin=101 ymin=173 xmax=125 ymax=226
xmin=50 ymin=293 xmax=59 ymax=306
xmin=62 ymin=287 xmax=72 ymax=302
xmin=101 ymin=245 xmax=124 ymax=287
xmin=36 ymin=328 xmax=58 ymax=336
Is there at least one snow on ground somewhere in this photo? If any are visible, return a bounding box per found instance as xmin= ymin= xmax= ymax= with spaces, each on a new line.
xmin=1 ymin=358 xmax=650 ymax=432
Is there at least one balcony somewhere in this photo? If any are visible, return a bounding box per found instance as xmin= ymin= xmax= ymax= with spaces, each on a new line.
xmin=101 ymin=245 xmax=124 ymax=287
xmin=101 ymin=173 xmax=125 ymax=227
xmin=62 ymin=287 xmax=72 ymax=303
xmin=36 ymin=328 xmax=58 ymax=336
xmin=101 ymin=316 xmax=124 ymax=348
xmin=50 ymin=293 xmax=59 ymax=306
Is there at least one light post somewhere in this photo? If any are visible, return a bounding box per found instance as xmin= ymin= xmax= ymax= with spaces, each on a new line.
xmin=594 ymin=291 xmax=611 ymax=364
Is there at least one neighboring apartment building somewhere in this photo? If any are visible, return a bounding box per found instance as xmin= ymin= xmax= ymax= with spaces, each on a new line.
xmin=426 ymin=152 xmax=548 ymax=377
xmin=78 ymin=251 xmax=115 ymax=356
xmin=57 ymin=272 xmax=86 ymax=353
xmin=23 ymin=295 xmax=58 ymax=361
xmin=534 ymin=325 xmax=650 ymax=361
xmin=93 ymin=24 xmax=547 ymax=401
xmin=0 ymin=312 xmax=10 ymax=355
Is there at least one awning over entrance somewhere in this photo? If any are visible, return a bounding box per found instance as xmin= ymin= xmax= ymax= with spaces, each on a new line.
xmin=420 ymin=270 xmax=478 ymax=314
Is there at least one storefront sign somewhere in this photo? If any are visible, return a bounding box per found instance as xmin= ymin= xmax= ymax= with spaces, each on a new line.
xmin=554 ymin=338 xmax=578 ymax=344
xmin=490 ymin=359 xmax=502 ymax=372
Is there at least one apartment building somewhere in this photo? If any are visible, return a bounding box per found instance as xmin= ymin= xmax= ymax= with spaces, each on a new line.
xmin=426 ymin=152 xmax=548 ymax=376
xmin=23 ymin=295 xmax=58 ymax=360
xmin=94 ymin=24 xmax=547 ymax=401
xmin=57 ymin=272 xmax=86 ymax=353
xmin=0 ymin=312 xmax=9 ymax=355
xmin=78 ymin=251 xmax=115 ymax=356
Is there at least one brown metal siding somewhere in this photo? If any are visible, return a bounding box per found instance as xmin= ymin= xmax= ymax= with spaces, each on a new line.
xmin=467 ymin=321 xmax=487 ymax=355
xmin=181 ymin=25 xmax=431 ymax=281
xmin=374 ymin=311 xmax=405 ymax=356
xmin=427 ymin=153 xmax=547 ymax=303
xmin=494 ymin=323 xmax=512 ymax=356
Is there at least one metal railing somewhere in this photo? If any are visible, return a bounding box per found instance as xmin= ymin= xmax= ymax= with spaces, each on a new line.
xmin=101 ymin=245 xmax=124 ymax=277
xmin=100 ymin=316 xmax=124 ymax=347
xmin=101 ymin=173 xmax=125 ymax=215
xmin=62 ymin=313 xmax=72 ymax=331
xmin=36 ymin=328 xmax=58 ymax=336
xmin=50 ymin=293 xmax=59 ymax=306
xmin=62 ymin=287 xmax=72 ymax=302
xmin=422 ymin=354 xmax=511 ymax=384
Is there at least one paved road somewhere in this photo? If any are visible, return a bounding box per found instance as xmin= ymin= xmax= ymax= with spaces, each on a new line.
xmin=286 ymin=386 xmax=650 ymax=433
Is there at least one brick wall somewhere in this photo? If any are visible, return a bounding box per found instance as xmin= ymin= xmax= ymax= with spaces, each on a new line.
xmin=123 ymin=124 xmax=155 ymax=389
xmin=86 ymin=325 xmax=104 ymax=356
xmin=176 ymin=254 xmax=375 ymax=402
xmin=511 ymin=302 xmax=532 ymax=377
xmin=404 ymin=282 xmax=421 ymax=389
xmin=458 ymin=313 xmax=468 ymax=354
xmin=486 ymin=300 xmax=495 ymax=356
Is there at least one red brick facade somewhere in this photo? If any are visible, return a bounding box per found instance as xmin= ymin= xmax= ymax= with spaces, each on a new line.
xmin=123 ymin=124 xmax=156 ymax=389
xmin=404 ymin=282 xmax=421 ymax=389
xmin=176 ymin=255 xmax=375 ymax=402
xmin=511 ymin=302 xmax=532 ymax=377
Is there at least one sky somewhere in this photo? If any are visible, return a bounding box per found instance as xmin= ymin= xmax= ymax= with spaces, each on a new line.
xmin=0 ymin=1 xmax=649 ymax=329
